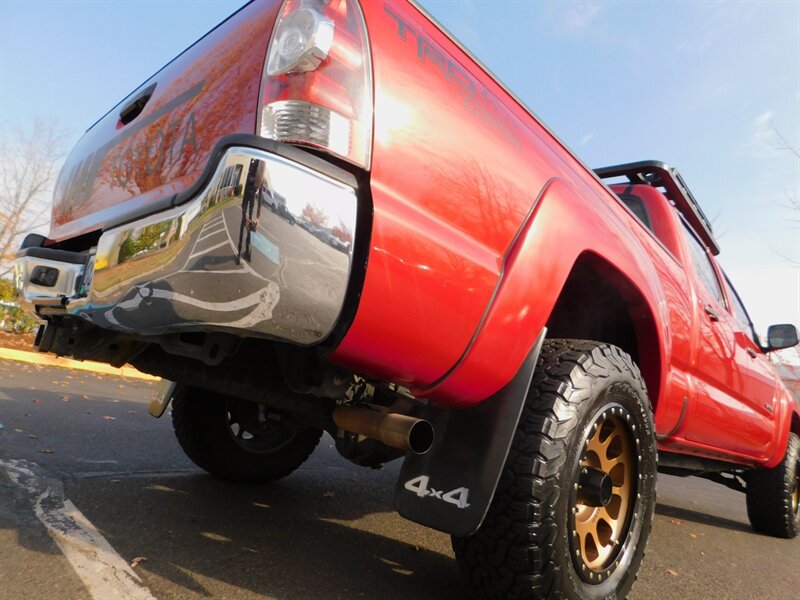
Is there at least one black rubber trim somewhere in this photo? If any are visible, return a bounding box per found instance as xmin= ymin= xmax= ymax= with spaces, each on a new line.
xmin=655 ymin=396 xmax=688 ymax=441
xmin=16 ymin=247 xmax=89 ymax=265
xmin=319 ymin=165 xmax=373 ymax=350
xmin=394 ymin=328 xmax=547 ymax=536
xmin=20 ymin=233 xmax=48 ymax=250
xmin=417 ymin=177 xmax=557 ymax=392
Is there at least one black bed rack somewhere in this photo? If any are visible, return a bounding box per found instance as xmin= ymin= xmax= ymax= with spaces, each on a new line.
xmin=594 ymin=160 xmax=720 ymax=255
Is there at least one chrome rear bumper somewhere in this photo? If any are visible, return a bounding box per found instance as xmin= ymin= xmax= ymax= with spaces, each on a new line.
xmin=16 ymin=147 xmax=358 ymax=345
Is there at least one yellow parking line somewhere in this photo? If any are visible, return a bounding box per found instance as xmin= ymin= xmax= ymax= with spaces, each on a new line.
xmin=0 ymin=347 xmax=160 ymax=381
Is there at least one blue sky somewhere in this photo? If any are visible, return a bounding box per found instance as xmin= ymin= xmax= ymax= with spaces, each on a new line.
xmin=1 ymin=0 xmax=798 ymax=333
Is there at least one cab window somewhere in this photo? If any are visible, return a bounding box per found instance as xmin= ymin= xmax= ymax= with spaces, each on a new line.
xmin=679 ymin=219 xmax=725 ymax=306
xmin=724 ymin=274 xmax=759 ymax=345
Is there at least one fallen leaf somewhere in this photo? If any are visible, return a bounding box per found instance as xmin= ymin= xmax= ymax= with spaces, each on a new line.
xmin=323 ymin=490 xmax=335 ymax=498
xmin=102 ymin=416 xmax=117 ymax=421
xmin=28 ymin=434 xmax=39 ymax=439
xmin=32 ymin=399 xmax=41 ymax=404
xmin=81 ymin=395 xmax=89 ymax=400
xmin=111 ymin=479 xmax=121 ymax=484
xmin=689 ymin=533 xmax=697 ymax=539
xmin=669 ymin=519 xmax=683 ymax=526
xmin=127 ymin=410 xmax=137 ymax=414
xmin=130 ymin=556 xmax=147 ymax=568
xmin=61 ymin=395 xmax=70 ymax=402
xmin=14 ymin=428 xmax=23 ymax=433
xmin=38 ymin=448 xmax=55 ymax=454
xmin=666 ymin=569 xmax=679 ymax=577
xmin=112 ymin=399 xmax=121 ymax=403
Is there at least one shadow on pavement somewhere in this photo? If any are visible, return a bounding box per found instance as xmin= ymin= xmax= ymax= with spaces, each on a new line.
xmin=2 ymin=363 xmax=463 ymax=598
xmin=654 ymin=502 xmax=752 ymax=534
xmin=67 ymin=472 xmax=464 ymax=599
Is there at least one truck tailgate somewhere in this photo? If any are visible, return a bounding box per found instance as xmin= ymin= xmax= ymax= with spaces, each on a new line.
xmin=50 ymin=0 xmax=280 ymax=242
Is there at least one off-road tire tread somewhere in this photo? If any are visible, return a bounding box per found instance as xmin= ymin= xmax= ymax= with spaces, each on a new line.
xmin=453 ymin=339 xmax=654 ymax=600
xmin=171 ymin=385 xmax=322 ymax=484
xmin=746 ymin=432 xmax=799 ymax=539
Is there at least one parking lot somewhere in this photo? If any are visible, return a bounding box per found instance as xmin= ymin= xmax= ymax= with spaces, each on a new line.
xmin=1 ymin=359 xmax=798 ymax=599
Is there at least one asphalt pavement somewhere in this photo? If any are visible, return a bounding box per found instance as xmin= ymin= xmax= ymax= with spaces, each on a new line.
xmin=1 ymin=359 xmax=798 ymax=599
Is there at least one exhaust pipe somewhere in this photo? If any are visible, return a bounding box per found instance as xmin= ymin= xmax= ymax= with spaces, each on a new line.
xmin=332 ymin=406 xmax=434 ymax=455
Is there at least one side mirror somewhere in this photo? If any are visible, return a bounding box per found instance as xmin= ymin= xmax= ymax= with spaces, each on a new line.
xmin=766 ymin=323 xmax=799 ymax=351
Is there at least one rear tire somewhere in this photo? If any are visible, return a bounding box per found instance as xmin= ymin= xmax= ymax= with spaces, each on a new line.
xmin=171 ymin=384 xmax=322 ymax=483
xmin=746 ymin=432 xmax=800 ymax=538
xmin=453 ymin=339 xmax=657 ymax=599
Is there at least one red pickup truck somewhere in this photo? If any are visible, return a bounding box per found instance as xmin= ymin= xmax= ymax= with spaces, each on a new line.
xmin=15 ymin=0 xmax=799 ymax=597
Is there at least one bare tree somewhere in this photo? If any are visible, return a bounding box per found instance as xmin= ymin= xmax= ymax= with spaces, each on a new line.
xmin=764 ymin=122 xmax=800 ymax=265
xmin=770 ymin=124 xmax=800 ymax=160
xmin=0 ymin=120 xmax=68 ymax=277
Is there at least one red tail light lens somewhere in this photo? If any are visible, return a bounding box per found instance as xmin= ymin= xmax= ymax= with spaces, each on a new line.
xmin=260 ymin=0 xmax=373 ymax=169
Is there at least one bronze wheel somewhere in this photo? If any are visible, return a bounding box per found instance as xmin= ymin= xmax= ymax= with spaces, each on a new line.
xmin=453 ymin=340 xmax=656 ymax=600
xmin=572 ymin=408 xmax=637 ymax=579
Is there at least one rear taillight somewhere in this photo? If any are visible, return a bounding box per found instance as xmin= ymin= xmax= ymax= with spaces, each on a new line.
xmin=260 ymin=0 xmax=373 ymax=169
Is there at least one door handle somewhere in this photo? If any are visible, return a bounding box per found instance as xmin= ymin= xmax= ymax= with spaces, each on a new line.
xmin=703 ymin=305 xmax=719 ymax=322
xmin=746 ymin=348 xmax=757 ymax=358
xmin=119 ymin=83 xmax=156 ymax=125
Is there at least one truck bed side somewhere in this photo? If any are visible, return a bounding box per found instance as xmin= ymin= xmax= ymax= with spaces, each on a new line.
xmin=330 ymin=1 xmax=684 ymax=418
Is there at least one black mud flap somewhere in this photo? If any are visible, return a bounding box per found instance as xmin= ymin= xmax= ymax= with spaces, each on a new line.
xmin=394 ymin=330 xmax=545 ymax=536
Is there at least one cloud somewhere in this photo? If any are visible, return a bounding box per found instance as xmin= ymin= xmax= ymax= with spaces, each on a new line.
xmin=754 ymin=110 xmax=775 ymax=129
xmin=737 ymin=109 xmax=784 ymax=159
xmin=562 ymin=2 xmax=603 ymax=38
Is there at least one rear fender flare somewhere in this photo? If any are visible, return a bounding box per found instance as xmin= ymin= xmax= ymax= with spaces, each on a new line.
xmin=417 ymin=176 xmax=668 ymax=410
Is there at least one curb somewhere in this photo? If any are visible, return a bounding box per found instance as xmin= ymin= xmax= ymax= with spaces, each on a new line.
xmin=0 ymin=347 xmax=160 ymax=381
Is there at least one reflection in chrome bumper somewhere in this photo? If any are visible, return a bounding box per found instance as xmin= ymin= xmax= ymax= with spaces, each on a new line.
xmin=19 ymin=147 xmax=358 ymax=345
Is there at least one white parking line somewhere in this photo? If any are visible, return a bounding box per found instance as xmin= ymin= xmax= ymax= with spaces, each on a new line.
xmin=188 ymin=240 xmax=228 ymax=260
xmin=198 ymin=226 xmax=226 ymax=241
xmin=2 ymin=459 xmax=157 ymax=600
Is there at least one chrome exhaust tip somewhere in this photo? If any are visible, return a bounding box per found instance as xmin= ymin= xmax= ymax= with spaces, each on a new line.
xmin=332 ymin=406 xmax=434 ymax=455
